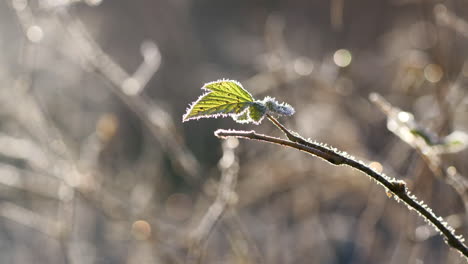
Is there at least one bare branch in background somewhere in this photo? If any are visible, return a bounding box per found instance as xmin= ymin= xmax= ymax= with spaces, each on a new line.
xmin=187 ymin=138 xmax=240 ymax=263
xmin=1 ymin=0 xmax=468 ymax=263
xmin=370 ymin=93 xmax=468 ymax=213
xmin=58 ymin=10 xmax=200 ymax=181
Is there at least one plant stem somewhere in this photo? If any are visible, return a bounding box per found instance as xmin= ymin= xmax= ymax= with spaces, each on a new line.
xmin=214 ymin=122 xmax=468 ymax=259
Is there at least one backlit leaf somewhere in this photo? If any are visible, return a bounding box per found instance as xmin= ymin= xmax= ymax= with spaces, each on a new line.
xmin=232 ymin=103 xmax=267 ymax=124
xmin=183 ymin=79 xmax=295 ymax=124
xmin=183 ymin=80 xmax=257 ymax=123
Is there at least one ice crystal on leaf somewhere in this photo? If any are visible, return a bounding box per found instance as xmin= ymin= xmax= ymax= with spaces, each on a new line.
xmin=183 ymin=80 xmax=294 ymax=124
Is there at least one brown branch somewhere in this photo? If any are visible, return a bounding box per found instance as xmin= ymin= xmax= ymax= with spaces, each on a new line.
xmin=214 ymin=128 xmax=468 ymax=259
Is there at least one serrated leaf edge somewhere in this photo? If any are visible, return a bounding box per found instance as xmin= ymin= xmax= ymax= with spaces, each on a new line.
xmin=182 ymin=79 xmax=254 ymax=122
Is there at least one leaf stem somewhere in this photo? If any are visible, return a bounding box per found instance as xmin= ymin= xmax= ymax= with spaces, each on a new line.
xmin=266 ymin=114 xmax=344 ymax=164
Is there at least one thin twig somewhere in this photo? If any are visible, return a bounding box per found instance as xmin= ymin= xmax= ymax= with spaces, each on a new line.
xmin=187 ymin=138 xmax=240 ymax=263
xmin=266 ymin=114 xmax=344 ymax=164
xmin=214 ymin=127 xmax=468 ymax=259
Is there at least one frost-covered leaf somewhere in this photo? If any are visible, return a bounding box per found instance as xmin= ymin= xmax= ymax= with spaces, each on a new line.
xmin=183 ymin=80 xmax=255 ymax=122
xmin=260 ymin=96 xmax=295 ymax=117
xmin=248 ymin=103 xmax=267 ymax=123
xmin=183 ymin=79 xmax=295 ymax=124
xmin=232 ymin=109 xmax=250 ymax=123
xmin=232 ymin=103 xmax=267 ymax=124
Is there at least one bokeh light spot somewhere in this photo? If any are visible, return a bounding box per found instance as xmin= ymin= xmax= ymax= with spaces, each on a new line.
xmin=397 ymin=111 xmax=412 ymax=123
xmin=447 ymin=166 xmax=457 ymax=176
xmin=424 ymin=64 xmax=443 ymax=83
xmin=333 ymin=49 xmax=352 ymax=67
xmin=293 ymin=57 xmax=314 ymax=76
xmin=96 ymin=113 xmax=119 ymax=142
xmin=131 ymin=220 xmax=151 ymax=240
xmin=415 ymin=225 xmax=431 ymax=241
xmin=27 ymin=25 xmax=43 ymax=43
xmin=122 ymin=78 xmax=142 ymax=96
xmin=369 ymin=161 xmax=383 ymax=173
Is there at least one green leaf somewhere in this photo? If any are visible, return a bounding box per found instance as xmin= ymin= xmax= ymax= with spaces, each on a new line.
xmin=183 ymin=80 xmax=256 ymax=123
xmin=232 ymin=103 xmax=267 ymax=124
xmin=183 ymin=79 xmax=295 ymax=124
xmin=248 ymin=103 xmax=267 ymax=123
xmin=232 ymin=110 xmax=250 ymax=123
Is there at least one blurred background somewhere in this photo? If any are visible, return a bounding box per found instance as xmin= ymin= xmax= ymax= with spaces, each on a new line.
xmin=1 ymin=0 xmax=468 ymax=263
